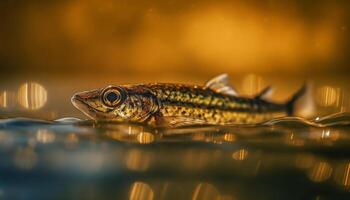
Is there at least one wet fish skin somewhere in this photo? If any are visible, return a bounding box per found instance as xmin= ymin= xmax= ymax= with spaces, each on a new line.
xmin=144 ymin=83 xmax=287 ymax=126
xmin=71 ymin=78 xmax=302 ymax=127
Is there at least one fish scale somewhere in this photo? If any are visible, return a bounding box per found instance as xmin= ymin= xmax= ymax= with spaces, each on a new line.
xmin=71 ymin=74 xmax=307 ymax=127
xmin=148 ymin=82 xmax=299 ymax=125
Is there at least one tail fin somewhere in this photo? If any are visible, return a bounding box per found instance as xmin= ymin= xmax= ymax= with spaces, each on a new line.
xmin=286 ymin=83 xmax=315 ymax=117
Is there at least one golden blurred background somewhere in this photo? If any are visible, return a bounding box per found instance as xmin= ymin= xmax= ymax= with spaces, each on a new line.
xmin=0 ymin=0 xmax=349 ymax=119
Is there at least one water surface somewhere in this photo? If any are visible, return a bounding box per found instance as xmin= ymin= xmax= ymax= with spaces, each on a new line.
xmin=1 ymin=113 xmax=350 ymax=199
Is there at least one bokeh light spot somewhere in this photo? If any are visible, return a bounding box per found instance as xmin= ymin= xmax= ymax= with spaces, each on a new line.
xmin=13 ymin=147 xmax=38 ymax=170
xmin=137 ymin=132 xmax=154 ymax=144
xmin=65 ymin=133 xmax=79 ymax=149
xmin=17 ymin=82 xmax=47 ymax=110
xmin=232 ymin=149 xmax=248 ymax=161
xmin=36 ymin=129 xmax=55 ymax=144
xmin=0 ymin=91 xmax=7 ymax=108
xmin=308 ymin=161 xmax=333 ymax=182
xmin=242 ymin=74 xmax=265 ymax=96
xmin=317 ymin=86 xmax=338 ymax=107
xmin=129 ymin=182 xmax=154 ymax=200
xmin=192 ymin=183 xmax=219 ymax=200
xmin=223 ymin=133 xmax=236 ymax=142
xmin=125 ymin=149 xmax=152 ymax=171
xmin=334 ymin=162 xmax=350 ymax=189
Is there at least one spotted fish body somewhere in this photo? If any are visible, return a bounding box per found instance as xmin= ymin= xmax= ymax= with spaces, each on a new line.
xmin=72 ymin=74 xmax=306 ymax=127
xmin=147 ymin=83 xmax=288 ymax=126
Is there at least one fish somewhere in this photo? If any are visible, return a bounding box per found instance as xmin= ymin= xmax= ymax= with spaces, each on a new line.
xmin=71 ymin=74 xmax=311 ymax=127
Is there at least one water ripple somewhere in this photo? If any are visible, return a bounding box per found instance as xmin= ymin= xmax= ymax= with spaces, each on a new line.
xmin=0 ymin=112 xmax=349 ymax=128
xmin=262 ymin=112 xmax=350 ymax=127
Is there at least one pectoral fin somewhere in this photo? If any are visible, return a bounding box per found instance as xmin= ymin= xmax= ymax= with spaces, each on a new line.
xmin=156 ymin=116 xmax=208 ymax=128
xmin=204 ymin=73 xmax=237 ymax=96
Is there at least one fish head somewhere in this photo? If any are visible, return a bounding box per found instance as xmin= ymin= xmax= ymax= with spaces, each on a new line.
xmin=71 ymin=85 xmax=159 ymax=123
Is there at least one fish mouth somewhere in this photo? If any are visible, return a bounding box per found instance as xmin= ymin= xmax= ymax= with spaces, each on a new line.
xmin=71 ymin=93 xmax=99 ymax=120
xmin=71 ymin=95 xmax=87 ymax=110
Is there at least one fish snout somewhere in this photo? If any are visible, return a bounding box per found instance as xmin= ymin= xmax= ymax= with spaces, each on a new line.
xmin=71 ymin=93 xmax=87 ymax=111
xmin=71 ymin=89 xmax=103 ymax=120
xmin=71 ymin=90 xmax=100 ymax=109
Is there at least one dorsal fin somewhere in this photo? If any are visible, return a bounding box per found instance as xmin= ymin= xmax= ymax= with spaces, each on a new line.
xmin=204 ymin=73 xmax=237 ymax=96
xmin=254 ymin=86 xmax=273 ymax=100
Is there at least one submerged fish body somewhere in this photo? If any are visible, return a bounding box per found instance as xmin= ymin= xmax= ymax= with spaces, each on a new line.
xmin=72 ymin=74 xmax=307 ymax=127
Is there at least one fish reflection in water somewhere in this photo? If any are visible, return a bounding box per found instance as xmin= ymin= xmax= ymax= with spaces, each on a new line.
xmin=0 ymin=114 xmax=350 ymax=199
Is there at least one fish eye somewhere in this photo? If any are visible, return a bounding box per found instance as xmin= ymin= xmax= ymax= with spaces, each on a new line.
xmin=106 ymin=92 xmax=119 ymax=102
xmin=102 ymin=87 xmax=124 ymax=107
